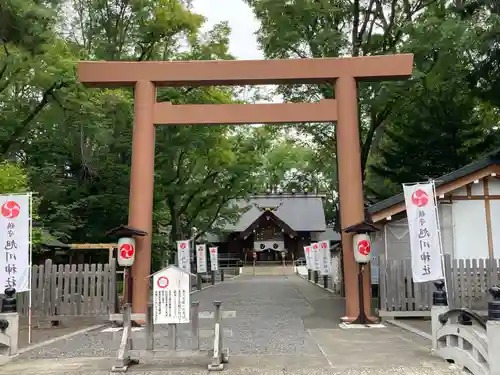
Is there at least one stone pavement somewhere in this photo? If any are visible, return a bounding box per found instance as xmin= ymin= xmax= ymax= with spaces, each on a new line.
xmin=17 ymin=316 xmax=105 ymax=349
xmin=0 ymin=274 xmax=465 ymax=374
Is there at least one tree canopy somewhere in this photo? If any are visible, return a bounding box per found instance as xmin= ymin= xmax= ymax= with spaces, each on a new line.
xmin=1 ymin=0 xmax=500 ymax=267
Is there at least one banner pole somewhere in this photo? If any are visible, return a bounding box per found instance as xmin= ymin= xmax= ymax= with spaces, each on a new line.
xmin=28 ymin=192 xmax=33 ymax=344
xmin=431 ymin=181 xmax=450 ymax=306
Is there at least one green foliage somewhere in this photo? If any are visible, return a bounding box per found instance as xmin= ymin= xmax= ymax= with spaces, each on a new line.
xmin=2 ymin=0 xmax=500 ymax=268
xmin=246 ymin=0 xmax=500 ymax=204
xmin=2 ymin=0 xmax=310 ymax=269
xmin=0 ymin=162 xmax=46 ymax=247
xmin=0 ymin=0 xmax=59 ymax=53
xmin=0 ymin=162 xmax=28 ymax=194
xmin=367 ymin=3 xmax=500 ymax=198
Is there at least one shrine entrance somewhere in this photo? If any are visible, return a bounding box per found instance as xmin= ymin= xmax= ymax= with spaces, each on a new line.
xmin=77 ymin=54 xmax=413 ymax=321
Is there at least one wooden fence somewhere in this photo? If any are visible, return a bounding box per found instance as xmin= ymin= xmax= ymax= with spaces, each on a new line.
xmin=15 ymin=259 xmax=117 ymax=318
xmin=378 ymin=255 xmax=500 ymax=318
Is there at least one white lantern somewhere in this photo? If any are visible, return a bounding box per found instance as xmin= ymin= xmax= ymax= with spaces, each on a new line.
xmin=117 ymin=237 xmax=136 ymax=267
xmin=353 ymin=233 xmax=371 ymax=263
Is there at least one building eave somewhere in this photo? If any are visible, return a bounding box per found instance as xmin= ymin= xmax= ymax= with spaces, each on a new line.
xmin=369 ymin=154 xmax=500 ymax=223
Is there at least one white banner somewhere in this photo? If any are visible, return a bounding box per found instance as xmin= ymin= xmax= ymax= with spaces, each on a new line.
xmin=311 ymin=242 xmax=321 ymax=271
xmin=403 ymin=182 xmax=444 ymax=282
xmin=176 ymin=240 xmax=191 ymax=274
xmin=209 ymin=247 xmax=218 ymax=271
xmin=304 ymin=245 xmax=312 ymax=269
xmin=318 ymin=240 xmax=331 ymax=275
xmin=196 ymin=243 xmax=207 ymax=273
xmin=0 ymin=194 xmax=31 ymax=292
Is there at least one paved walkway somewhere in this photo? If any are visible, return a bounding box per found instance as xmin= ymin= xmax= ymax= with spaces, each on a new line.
xmin=1 ymin=275 xmax=464 ymax=374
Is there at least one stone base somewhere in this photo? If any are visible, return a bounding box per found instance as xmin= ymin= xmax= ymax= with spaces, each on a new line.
xmin=339 ymin=322 xmax=386 ymax=329
xmin=341 ymin=315 xmax=380 ymax=323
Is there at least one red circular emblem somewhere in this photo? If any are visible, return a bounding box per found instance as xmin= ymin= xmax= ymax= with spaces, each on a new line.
xmin=358 ymin=240 xmax=371 ymax=256
xmin=120 ymin=243 xmax=135 ymax=259
xmin=321 ymin=242 xmax=327 ymax=249
xmin=411 ymin=189 xmax=429 ymax=207
xmin=305 ymin=247 xmax=310 ymax=253
xmin=1 ymin=201 xmax=20 ymax=219
xmin=313 ymin=244 xmax=318 ymax=249
xmin=210 ymin=248 xmax=216 ymax=254
xmin=180 ymin=242 xmax=186 ymax=249
xmin=157 ymin=276 xmax=169 ymax=288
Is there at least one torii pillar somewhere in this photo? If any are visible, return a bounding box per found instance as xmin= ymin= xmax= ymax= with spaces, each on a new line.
xmin=77 ymin=54 xmax=414 ymax=321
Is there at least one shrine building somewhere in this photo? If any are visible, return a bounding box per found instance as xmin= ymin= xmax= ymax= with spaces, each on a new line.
xmin=206 ymin=192 xmax=340 ymax=264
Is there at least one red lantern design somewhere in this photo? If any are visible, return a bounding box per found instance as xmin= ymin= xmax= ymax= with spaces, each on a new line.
xmin=353 ymin=233 xmax=371 ymax=263
xmin=411 ymin=189 xmax=429 ymax=207
xmin=117 ymin=237 xmax=136 ymax=267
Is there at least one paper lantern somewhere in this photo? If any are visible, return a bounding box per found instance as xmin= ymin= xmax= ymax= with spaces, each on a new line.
xmin=118 ymin=237 xmax=136 ymax=267
xmin=353 ymin=233 xmax=371 ymax=263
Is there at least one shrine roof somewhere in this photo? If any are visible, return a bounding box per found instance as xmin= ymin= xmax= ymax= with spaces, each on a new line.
xmin=225 ymin=193 xmax=326 ymax=232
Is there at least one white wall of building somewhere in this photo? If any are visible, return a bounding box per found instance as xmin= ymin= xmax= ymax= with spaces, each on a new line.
xmin=489 ymin=177 xmax=500 ymax=258
xmin=452 ymin=200 xmax=488 ymax=259
xmin=491 ymin=200 xmax=500 ymax=258
xmin=377 ymin=177 xmax=500 ymax=261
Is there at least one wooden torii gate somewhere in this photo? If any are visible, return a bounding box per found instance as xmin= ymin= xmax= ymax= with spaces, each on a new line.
xmin=77 ymin=54 xmax=414 ymax=321
xmin=69 ymin=243 xmax=117 ymax=264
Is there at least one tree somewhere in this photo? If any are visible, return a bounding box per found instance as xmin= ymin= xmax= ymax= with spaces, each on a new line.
xmin=0 ymin=162 xmax=29 ymax=194
xmin=250 ymin=135 xmax=338 ymax=225
xmin=0 ymin=162 xmax=47 ymax=248
xmin=367 ymin=4 xmax=500 ymax=198
xmin=246 ymin=0 xmax=500 ymax=205
xmin=244 ymin=0 xmax=436 ymax=177
xmin=2 ymin=0 xmax=270 ymax=269
xmin=466 ymin=1 xmax=500 ymax=110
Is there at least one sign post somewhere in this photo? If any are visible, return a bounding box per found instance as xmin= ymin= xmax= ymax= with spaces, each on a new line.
xmin=252 ymin=251 xmax=257 ymax=276
xmin=318 ymin=240 xmax=331 ymax=288
xmin=209 ymin=247 xmax=219 ymax=272
xmin=151 ymin=266 xmax=190 ymax=355
xmin=311 ymin=243 xmax=320 ymax=283
xmin=152 ymin=266 xmax=190 ymax=325
xmin=208 ymin=246 xmax=218 ymax=285
xmin=304 ymin=245 xmax=312 ymax=280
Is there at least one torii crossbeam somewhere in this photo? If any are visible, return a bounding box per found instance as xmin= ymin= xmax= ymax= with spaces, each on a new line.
xmin=78 ymin=54 xmax=414 ymax=321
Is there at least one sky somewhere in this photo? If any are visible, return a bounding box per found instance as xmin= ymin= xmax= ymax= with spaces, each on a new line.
xmin=191 ymin=0 xmax=263 ymax=60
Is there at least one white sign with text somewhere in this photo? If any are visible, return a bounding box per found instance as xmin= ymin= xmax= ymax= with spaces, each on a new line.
xmin=176 ymin=240 xmax=191 ymax=274
xmin=311 ymin=242 xmax=321 ymax=271
xmin=209 ymin=247 xmax=218 ymax=271
xmin=304 ymin=245 xmax=312 ymax=269
xmin=152 ymin=266 xmax=190 ymax=325
xmin=196 ymin=244 xmax=207 ymax=273
xmin=403 ymin=182 xmax=444 ymax=282
xmin=318 ymin=240 xmax=331 ymax=275
xmin=0 ymin=194 xmax=30 ymax=292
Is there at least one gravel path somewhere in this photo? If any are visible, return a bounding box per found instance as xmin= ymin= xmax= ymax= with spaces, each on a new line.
xmin=5 ymin=274 xmax=463 ymax=374
xmin=17 ymin=274 xmax=341 ymax=359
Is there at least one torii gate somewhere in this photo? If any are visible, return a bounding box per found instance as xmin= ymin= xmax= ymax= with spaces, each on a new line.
xmin=77 ymin=54 xmax=414 ymax=321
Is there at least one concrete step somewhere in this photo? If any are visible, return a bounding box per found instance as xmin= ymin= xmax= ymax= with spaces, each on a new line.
xmin=241 ymin=266 xmax=295 ymax=276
